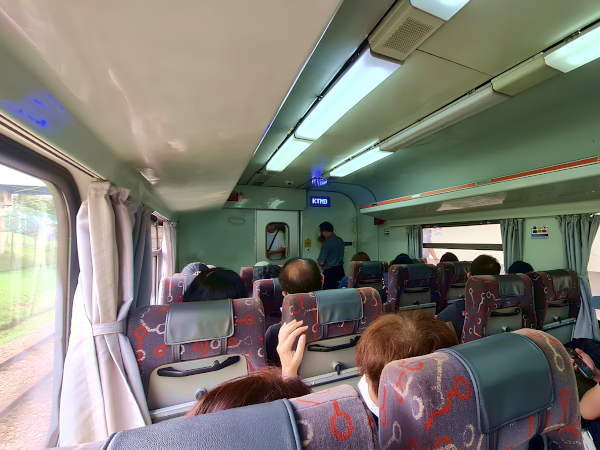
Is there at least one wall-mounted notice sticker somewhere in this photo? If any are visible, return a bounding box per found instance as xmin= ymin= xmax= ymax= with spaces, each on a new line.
xmin=531 ymin=225 xmax=549 ymax=239
xmin=304 ymin=238 xmax=312 ymax=248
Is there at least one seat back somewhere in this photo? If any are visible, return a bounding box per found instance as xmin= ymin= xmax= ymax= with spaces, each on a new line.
xmin=103 ymin=384 xmax=377 ymax=450
xmin=378 ymin=329 xmax=583 ymax=449
xmin=252 ymin=278 xmax=283 ymax=327
xmin=281 ymin=287 xmax=381 ymax=387
xmin=387 ymin=263 xmax=439 ymax=315
xmin=437 ymin=261 xmax=471 ymax=310
xmin=127 ymin=298 xmax=266 ymax=415
xmin=463 ymin=274 xmax=536 ymax=342
xmin=239 ymin=266 xmax=254 ymax=296
xmin=157 ymin=273 xmax=195 ymax=305
xmin=347 ymin=261 xmax=387 ymax=290
xmin=529 ymin=269 xmax=580 ymax=343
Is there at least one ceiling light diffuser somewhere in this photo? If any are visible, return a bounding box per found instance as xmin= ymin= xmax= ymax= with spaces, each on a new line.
xmin=296 ymin=49 xmax=400 ymax=141
xmin=265 ymin=135 xmax=312 ymax=172
xmin=410 ymin=0 xmax=470 ymax=21
xmin=330 ymin=147 xmax=392 ymax=177
xmin=544 ymin=25 xmax=600 ymax=73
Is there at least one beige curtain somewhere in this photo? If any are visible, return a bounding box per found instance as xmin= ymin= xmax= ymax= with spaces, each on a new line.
xmin=161 ymin=221 xmax=176 ymax=280
xmin=59 ymin=182 xmax=150 ymax=445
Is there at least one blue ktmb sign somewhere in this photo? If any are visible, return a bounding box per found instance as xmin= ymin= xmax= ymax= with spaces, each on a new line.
xmin=310 ymin=195 xmax=331 ymax=207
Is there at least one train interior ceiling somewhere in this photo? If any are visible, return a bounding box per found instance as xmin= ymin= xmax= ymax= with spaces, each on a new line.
xmin=1 ymin=0 xmax=600 ymax=449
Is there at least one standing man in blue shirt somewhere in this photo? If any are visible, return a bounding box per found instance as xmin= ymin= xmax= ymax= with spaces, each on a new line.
xmin=317 ymin=221 xmax=345 ymax=289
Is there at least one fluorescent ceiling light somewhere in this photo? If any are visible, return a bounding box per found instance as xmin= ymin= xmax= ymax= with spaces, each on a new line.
xmin=544 ymin=25 xmax=600 ymax=73
xmin=139 ymin=168 xmax=160 ymax=185
xmin=380 ymin=85 xmax=508 ymax=151
xmin=296 ymin=49 xmax=400 ymax=140
xmin=410 ymin=0 xmax=470 ymax=21
xmin=330 ymin=147 xmax=392 ymax=177
xmin=266 ymin=135 xmax=312 ymax=172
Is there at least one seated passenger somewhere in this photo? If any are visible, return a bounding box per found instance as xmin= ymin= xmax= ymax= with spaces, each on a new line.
xmin=439 ymin=252 xmax=459 ymax=263
xmin=390 ymin=253 xmax=414 ymax=265
xmin=183 ymin=267 xmax=247 ymax=302
xmin=187 ymin=320 xmax=310 ymax=416
xmin=265 ymin=258 xmax=324 ymax=364
xmin=507 ymin=260 xmax=534 ymax=274
xmin=437 ymin=254 xmax=501 ymax=339
xmin=338 ymin=251 xmax=371 ymax=288
xmin=355 ymin=313 xmax=458 ymax=419
xmin=571 ymin=348 xmax=600 ymax=449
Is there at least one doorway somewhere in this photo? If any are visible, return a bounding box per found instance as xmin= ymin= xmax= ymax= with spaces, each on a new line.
xmin=255 ymin=210 xmax=300 ymax=264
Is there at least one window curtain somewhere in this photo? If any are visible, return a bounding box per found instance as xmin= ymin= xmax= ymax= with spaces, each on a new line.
xmin=59 ymin=182 xmax=150 ymax=445
xmin=557 ymin=214 xmax=600 ymax=341
xmin=407 ymin=225 xmax=422 ymax=260
xmin=161 ymin=221 xmax=176 ymax=281
xmin=131 ymin=204 xmax=153 ymax=307
xmin=500 ymin=218 xmax=524 ymax=271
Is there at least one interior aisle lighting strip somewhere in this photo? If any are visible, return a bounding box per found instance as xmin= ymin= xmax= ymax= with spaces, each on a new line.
xmin=544 ymin=23 xmax=600 ymax=73
xmin=330 ymin=147 xmax=392 ymax=177
xmin=410 ymin=0 xmax=471 ymax=21
xmin=295 ymin=49 xmax=401 ymax=141
xmin=265 ymin=135 xmax=312 ymax=172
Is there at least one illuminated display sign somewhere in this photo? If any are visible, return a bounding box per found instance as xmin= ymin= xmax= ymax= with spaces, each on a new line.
xmin=309 ymin=195 xmax=331 ymax=207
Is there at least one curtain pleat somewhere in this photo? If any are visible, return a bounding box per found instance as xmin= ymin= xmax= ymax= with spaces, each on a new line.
xmin=407 ymin=225 xmax=423 ymax=260
xmin=500 ymin=218 xmax=524 ymax=271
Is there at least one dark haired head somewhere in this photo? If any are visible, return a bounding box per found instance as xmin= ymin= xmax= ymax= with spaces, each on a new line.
xmin=391 ymin=253 xmax=414 ymax=266
xmin=253 ymin=264 xmax=281 ymax=282
xmin=507 ymin=260 xmax=533 ymax=274
xmin=183 ymin=268 xmax=247 ymax=301
xmin=279 ymin=258 xmax=322 ymax=295
xmin=319 ymin=221 xmax=334 ymax=232
xmin=352 ymin=252 xmax=371 ymax=262
xmin=439 ymin=252 xmax=459 ymax=263
xmin=186 ymin=368 xmax=310 ymax=416
xmin=470 ymin=254 xmax=501 ymax=276
xmin=181 ymin=262 xmax=210 ymax=276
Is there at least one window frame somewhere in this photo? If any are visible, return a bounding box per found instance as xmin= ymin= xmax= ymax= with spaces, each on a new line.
xmin=421 ymin=220 xmax=504 ymax=252
xmin=0 ymin=133 xmax=81 ymax=446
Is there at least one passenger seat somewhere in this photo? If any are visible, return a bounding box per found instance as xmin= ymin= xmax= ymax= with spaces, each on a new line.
xmin=463 ymin=274 xmax=536 ymax=342
xmin=386 ymin=263 xmax=439 ymax=315
xmin=239 ymin=266 xmax=254 ymax=296
xmin=437 ymin=260 xmax=471 ymax=310
xmin=281 ymin=287 xmax=382 ymax=388
xmin=347 ymin=260 xmax=387 ymax=290
xmin=529 ymin=269 xmax=580 ymax=343
xmin=378 ymin=328 xmax=583 ymax=448
xmin=157 ymin=273 xmax=193 ymax=304
xmin=126 ymin=297 xmax=266 ymax=420
xmin=252 ymin=278 xmax=283 ymax=327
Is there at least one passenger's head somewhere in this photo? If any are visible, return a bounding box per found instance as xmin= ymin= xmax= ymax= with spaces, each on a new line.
xmin=352 ymin=252 xmax=371 ymax=262
xmin=469 ymin=254 xmax=501 ymax=276
xmin=319 ymin=221 xmax=334 ymax=239
xmin=183 ymin=268 xmax=247 ymax=301
xmin=356 ymin=313 xmax=458 ymax=403
xmin=186 ymin=368 xmax=310 ymax=416
xmin=279 ymin=258 xmax=323 ymax=296
xmin=253 ymin=263 xmax=281 ymax=282
xmin=391 ymin=253 xmax=413 ymax=266
xmin=439 ymin=252 xmax=459 ymax=263
xmin=507 ymin=260 xmax=533 ymax=274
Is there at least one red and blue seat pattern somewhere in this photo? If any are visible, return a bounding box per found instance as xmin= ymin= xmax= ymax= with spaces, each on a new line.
xmin=386 ymin=263 xmax=440 ymax=314
xmin=252 ymin=278 xmax=283 ymax=327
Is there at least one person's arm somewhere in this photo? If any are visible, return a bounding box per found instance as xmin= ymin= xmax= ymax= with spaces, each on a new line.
xmin=318 ymin=240 xmax=327 ymax=267
xmin=277 ymin=320 xmax=308 ymax=378
xmin=576 ymin=349 xmax=600 ymax=420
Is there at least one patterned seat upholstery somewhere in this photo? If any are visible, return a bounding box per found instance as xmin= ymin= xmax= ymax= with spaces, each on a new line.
xmin=126 ymin=297 xmax=266 ymax=412
xmin=281 ymin=287 xmax=382 ymax=386
xmin=347 ymin=261 xmax=388 ymax=290
xmin=462 ymin=274 xmax=536 ymax=342
xmin=437 ymin=261 xmax=471 ymax=310
xmin=378 ymin=329 xmax=583 ymax=449
xmin=252 ymin=278 xmax=283 ymax=328
xmin=157 ymin=273 xmax=194 ymax=304
xmin=528 ymin=269 xmax=580 ymax=343
xmin=239 ymin=266 xmax=254 ymax=297
xmin=97 ymin=384 xmax=377 ymax=450
xmin=386 ymin=263 xmax=440 ymax=315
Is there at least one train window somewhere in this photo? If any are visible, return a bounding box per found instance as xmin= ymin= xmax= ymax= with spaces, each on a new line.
xmin=265 ymin=222 xmax=288 ymax=261
xmin=422 ymin=223 xmax=504 ymax=271
xmin=0 ymin=164 xmax=59 ymax=448
xmin=150 ymin=220 xmax=164 ymax=304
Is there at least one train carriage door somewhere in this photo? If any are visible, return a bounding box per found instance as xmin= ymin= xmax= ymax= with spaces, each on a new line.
xmin=256 ymin=210 xmax=300 ymax=264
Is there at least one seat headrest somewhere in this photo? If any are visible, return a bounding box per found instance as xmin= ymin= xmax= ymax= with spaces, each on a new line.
xmin=105 ymin=399 xmax=301 ymax=450
xmin=546 ymin=269 xmax=574 ymax=295
xmin=165 ymin=300 xmax=234 ymax=345
xmin=357 ymin=261 xmax=384 ymax=279
xmin=498 ymin=274 xmax=526 ymax=298
xmin=402 ymin=263 xmax=434 ymax=280
xmin=441 ymin=333 xmax=553 ymax=433
xmin=315 ymin=288 xmax=363 ymax=325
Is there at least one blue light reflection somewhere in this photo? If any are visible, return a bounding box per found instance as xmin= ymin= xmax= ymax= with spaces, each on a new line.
xmin=1 ymin=90 xmax=70 ymax=134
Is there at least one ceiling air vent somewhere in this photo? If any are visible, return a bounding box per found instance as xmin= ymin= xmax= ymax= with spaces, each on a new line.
xmin=369 ymin=0 xmax=443 ymax=62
